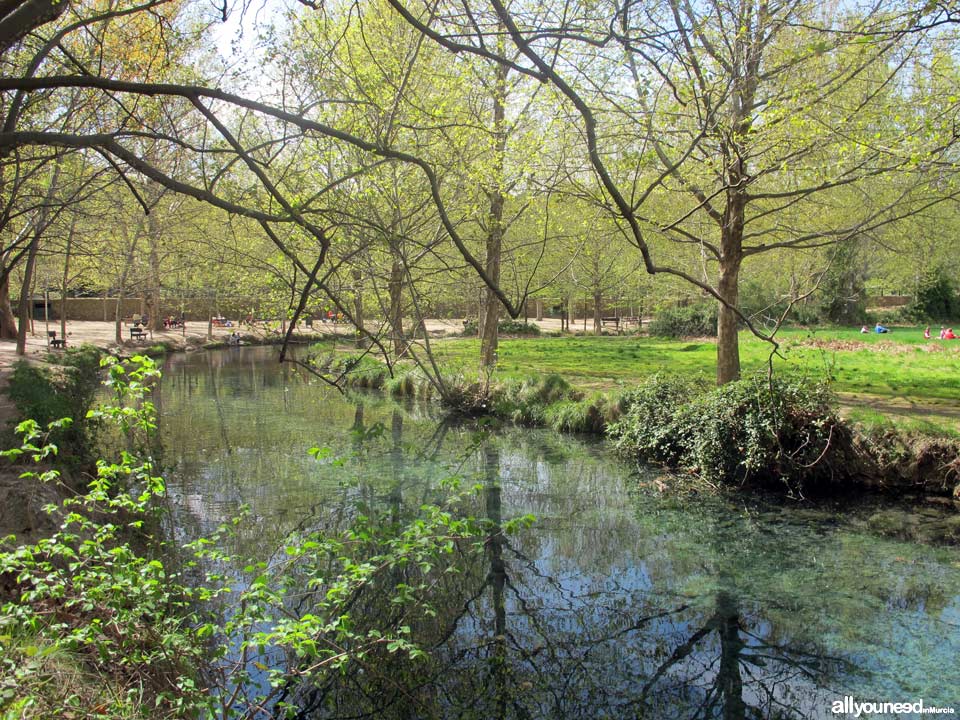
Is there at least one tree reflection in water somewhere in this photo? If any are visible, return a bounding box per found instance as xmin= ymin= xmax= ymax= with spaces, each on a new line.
xmin=281 ymin=433 xmax=850 ymax=720
xmin=155 ymin=350 xmax=959 ymax=719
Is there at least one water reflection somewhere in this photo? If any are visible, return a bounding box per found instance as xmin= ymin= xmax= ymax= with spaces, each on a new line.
xmin=157 ymin=348 xmax=960 ymax=718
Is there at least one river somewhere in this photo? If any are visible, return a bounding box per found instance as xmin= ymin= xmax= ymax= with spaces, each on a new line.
xmin=154 ymin=346 xmax=960 ymax=719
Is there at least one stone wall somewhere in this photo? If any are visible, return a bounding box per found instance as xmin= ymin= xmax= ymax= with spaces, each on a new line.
xmin=32 ymin=297 xmax=267 ymax=321
xmin=866 ymin=295 xmax=911 ymax=309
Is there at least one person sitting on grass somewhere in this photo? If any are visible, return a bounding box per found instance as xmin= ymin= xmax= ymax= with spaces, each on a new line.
xmin=860 ymin=325 xmax=869 ymax=334
xmin=945 ymin=328 xmax=957 ymax=340
xmin=874 ymin=322 xmax=889 ymax=334
xmin=940 ymin=325 xmax=947 ymax=339
xmin=924 ymin=326 xmax=931 ymax=339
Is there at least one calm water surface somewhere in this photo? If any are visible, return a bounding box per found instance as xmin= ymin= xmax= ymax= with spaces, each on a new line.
xmin=156 ymin=347 xmax=960 ymax=719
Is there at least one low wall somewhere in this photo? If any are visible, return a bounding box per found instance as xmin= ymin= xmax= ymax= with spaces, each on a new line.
xmin=32 ymin=297 xmax=268 ymax=322
xmin=867 ymin=295 xmax=911 ymax=309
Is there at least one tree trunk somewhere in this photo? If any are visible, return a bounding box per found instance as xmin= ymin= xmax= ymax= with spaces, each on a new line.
xmin=593 ymin=290 xmax=602 ymax=334
xmin=15 ymin=233 xmax=40 ymax=355
xmin=114 ymin=285 xmax=124 ymax=344
xmin=388 ymin=256 xmax=406 ymax=357
xmin=535 ymin=298 xmax=543 ymax=322
xmin=0 ymin=273 xmax=18 ymax=339
xmin=352 ymin=268 xmax=364 ymax=347
xmin=716 ymin=254 xmax=742 ymax=385
xmin=146 ymin=210 xmax=162 ymax=331
xmin=479 ymin=39 xmax=509 ymax=369
xmin=60 ymin=214 xmax=76 ymax=340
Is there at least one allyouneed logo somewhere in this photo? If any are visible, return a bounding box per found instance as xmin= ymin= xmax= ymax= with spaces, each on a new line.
xmin=832 ymin=697 xmax=956 ymax=717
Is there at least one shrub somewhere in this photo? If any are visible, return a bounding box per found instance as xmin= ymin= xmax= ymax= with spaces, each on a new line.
xmin=906 ymin=265 xmax=958 ymax=321
xmin=611 ymin=374 xmax=852 ymax=491
xmin=498 ymin=320 xmax=540 ymax=335
xmin=6 ymin=345 xmax=102 ymax=461
xmin=648 ymin=303 xmax=717 ymax=337
xmin=611 ymin=375 xmax=704 ymax=466
xmin=491 ymin=374 xmax=579 ymax=425
xmin=461 ymin=319 xmax=541 ymax=336
xmin=865 ymin=307 xmax=910 ymax=326
xmin=332 ymin=354 xmax=388 ymax=389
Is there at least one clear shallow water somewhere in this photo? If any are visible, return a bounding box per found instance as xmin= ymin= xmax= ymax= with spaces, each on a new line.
xmin=157 ymin=347 xmax=960 ymax=719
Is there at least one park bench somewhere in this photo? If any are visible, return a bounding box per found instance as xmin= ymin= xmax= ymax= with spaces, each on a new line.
xmin=600 ymin=316 xmax=621 ymax=333
xmin=129 ymin=327 xmax=148 ymax=342
xmin=47 ymin=330 xmax=65 ymax=349
xmin=621 ymin=316 xmax=641 ymax=327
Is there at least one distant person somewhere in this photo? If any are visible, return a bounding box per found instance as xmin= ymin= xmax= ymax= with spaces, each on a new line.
xmin=860 ymin=325 xmax=869 ymax=334
xmin=924 ymin=326 xmax=931 ymax=339
xmin=940 ymin=325 xmax=947 ymax=339
xmin=945 ymin=328 xmax=957 ymax=340
xmin=874 ymin=322 xmax=889 ymax=334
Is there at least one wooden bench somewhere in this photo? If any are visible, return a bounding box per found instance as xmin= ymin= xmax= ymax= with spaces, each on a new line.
xmin=600 ymin=316 xmax=621 ymax=332
xmin=129 ymin=327 xmax=148 ymax=342
xmin=47 ymin=330 xmax=65 ymax=349
xmin=621 ymin=316 xmax=641 ymax=327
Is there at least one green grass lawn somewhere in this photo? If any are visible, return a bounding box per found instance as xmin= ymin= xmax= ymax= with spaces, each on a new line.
xmin=427 ymin=326 xmax=960 ymax=429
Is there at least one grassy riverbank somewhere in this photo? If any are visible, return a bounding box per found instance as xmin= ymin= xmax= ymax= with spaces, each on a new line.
xmin=424 ymin=327 xmax=960 ymax=433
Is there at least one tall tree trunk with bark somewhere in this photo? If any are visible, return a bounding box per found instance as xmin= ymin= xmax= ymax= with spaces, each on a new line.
xmin=352 ymin=268 xmax=364 ymax=347
xmin=593 ymin=289 xmax=602 ymax=334
xmin=479 ymin=33 xmax=509 ymax=369
xmin=146 ymin=208 xmax=162 ymax=331
xmin=717 ymin=173 xmax=746 ymax=384
xmin=0 ymin=271 xmax=18 ymax=339
xmin=60 ymin=215 xmax=75 ymax=340
xmin=715 ymin=7 xmax=758 ymax=385
xmin=15 ymin=232 xmax=40 ymax=355
xmin=388 ymin=253 xmax=406 ymax=358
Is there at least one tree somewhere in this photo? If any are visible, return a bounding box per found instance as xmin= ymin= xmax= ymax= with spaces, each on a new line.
xmin=383 ymin=0 xmax=960 ymax=383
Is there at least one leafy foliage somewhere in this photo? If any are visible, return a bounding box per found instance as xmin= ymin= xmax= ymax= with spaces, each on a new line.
xmin=461 ymin=319 xmax=541 ymax=336
xmin=907 ymin=265 xmax=958 ymax=321
xmin=648 ymin=303 xmax=718 ymax=337
xmin=816 ymin=242 xmax=867 ymax=324
xmin=611 ymin=374 xmax=853 ymax=491
xmin=5 ymin=345 xmax=103 ymax=461
xmin=0 ymin=355 xmax=504 ymax=719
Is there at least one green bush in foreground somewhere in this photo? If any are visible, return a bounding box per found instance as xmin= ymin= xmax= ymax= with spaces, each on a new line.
xmin=6 ymin=345 xmax=102 ymax=461
xmin=0 ymin=355 xmax=511 ymax=719
xmin=611 ymin=374 xmax=852 ymax=491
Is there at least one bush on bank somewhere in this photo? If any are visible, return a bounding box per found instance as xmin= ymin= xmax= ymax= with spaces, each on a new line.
xmin=5 ymin=345 xmax=103 ymax=463
xmin=610 ymin=375 xmax=855 ymax=492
